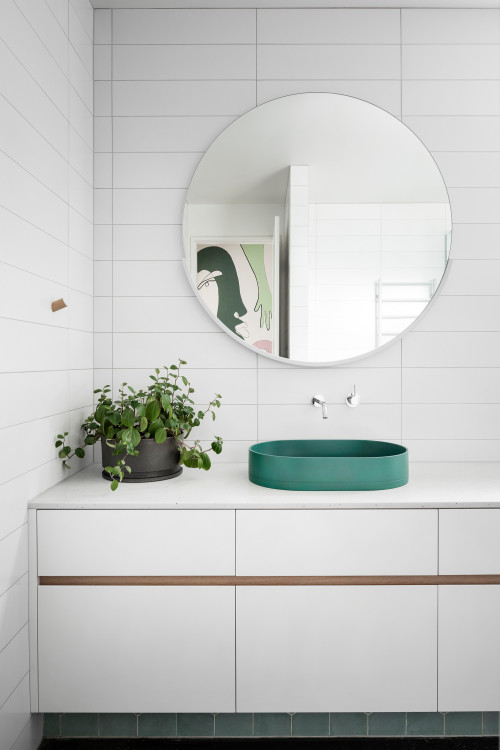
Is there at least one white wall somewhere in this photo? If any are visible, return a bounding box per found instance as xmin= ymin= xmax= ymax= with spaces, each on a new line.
xmin=0 ymin=1 xmax=93 ymax=748
xmin=94 ymin=6 xmax=500 ymax=466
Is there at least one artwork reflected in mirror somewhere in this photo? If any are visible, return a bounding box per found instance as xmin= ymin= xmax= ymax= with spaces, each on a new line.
xmin=195 ymin=241 xmax=276 ymax=354
xmin=183 ymin=93 xmax=451 ymax=365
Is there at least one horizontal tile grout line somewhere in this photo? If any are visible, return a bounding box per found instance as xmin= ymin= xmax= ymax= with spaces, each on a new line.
xmin=97 ymin=185 xmax=500 ymax=190
xmin=68 ymin=41 xmax=93 ymax=80
xmin=104 ymin=4 xmax=499 ymax=9
xmin=107 ymin=78 xmax=500 ymax=83
xmin=0 ymin=572 xmax=28 ymax=605
xmin=0 ymin=150 xmax=93 ymax=225
xmin=0 ymin=316 xmax=93 ymax=333
xmin=0 ymin=670 xmax=29 ymax=713
xmin=0 ymin=520 xmax=27 ymax=546
xmin=0 ymin=458 xmax=85 ymax=490
xmin=0 ymin=405 xmax=95 ymax=432
xmin=93 ymin=222 xmax=500 ymax=227
xmin=98 ymin=112 xmax=500 ymax=118
xmin=0 ymin=261 xmax=93 ymax=295
xmin=109 ymin=78 xmax=407 ymax=83
xmin=0 ymin=621 xmax=28 ymax=658
xmin=0 ymin=368 xmax=92 ymax=375
xmin=104 ymin=293 xmax=500 ymax=297
xmin=14 ymin=0 xmax=93 ymax=80
xmin=0 ymin=92 xmax=90 ymax=180
xmin=0 ymin=35 xmax=93 ymax=137
xmin=102 ymin=42 xmax=500 ymax=47
xmin=401 ymin=366 xmax=500 ymax=369
xmin=99 ymin=151 xmax=500 ymax=157
xmin=71 ymin=6 xmax=93 ymax=46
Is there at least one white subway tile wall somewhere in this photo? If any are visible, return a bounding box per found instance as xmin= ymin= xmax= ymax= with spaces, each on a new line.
xmin=94 ymin=6 xmax=500 ymax=467
xmin=0 ymin=2 xmax=93 ymax=749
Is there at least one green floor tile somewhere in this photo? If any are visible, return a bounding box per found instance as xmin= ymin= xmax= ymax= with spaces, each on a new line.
xmin=483 ymin=712 xmax=500 ymax=736
xmin=177 ymin=713 xmax=214 ymax=737
xmin=293 ymin=713 xmax=329 ymax=737
xmin=215 ymin=713 xmax=253 ymax=737
xmin=98 ymin=713 xmax=137 ymax=737
xmin=254 ymin=713 xmax=291 ymax=736
xmin=61 ymin=714 xmax=98 ymax=737
xmin=445 ymin=712 xmax=483 ymax=736
xmin=43 ymin=714 xmax=60 ymax=738
xmin=407 ymin=712 xmax=444 ymax=736
xmin=330 ymin=713 xmax=367 ymax=736
xmin=369 ymin=712 xmax=406 ymax=736
xmin=138 ymin=714 xmax=176 ymax=737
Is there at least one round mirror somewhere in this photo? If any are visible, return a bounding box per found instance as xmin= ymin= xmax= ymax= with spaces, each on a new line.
xmin=183 ymin=93 xmax=451 ymax=365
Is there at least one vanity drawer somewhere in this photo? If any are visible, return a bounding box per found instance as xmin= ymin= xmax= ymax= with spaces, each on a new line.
xmin=37 ymin=509 xmax=235 ymax=575
xmin=439 ymin=509 xmax=500 ymax=574
xmin=236 ymin=509 xmax=437 ymax=575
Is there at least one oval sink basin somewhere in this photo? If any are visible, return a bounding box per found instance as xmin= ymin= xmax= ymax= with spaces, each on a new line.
xmin=248 ymin=440 xmax=408 ymax=491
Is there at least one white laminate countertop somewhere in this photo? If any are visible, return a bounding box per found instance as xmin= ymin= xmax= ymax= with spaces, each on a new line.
xmin=29 ymin=461 xmax=500 ymax=509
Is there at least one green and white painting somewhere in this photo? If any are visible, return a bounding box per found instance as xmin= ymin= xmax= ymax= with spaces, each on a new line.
xmin=196 ymin=241 xmax=274 ymax=354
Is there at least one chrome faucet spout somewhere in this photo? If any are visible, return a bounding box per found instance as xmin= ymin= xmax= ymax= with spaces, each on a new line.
xmin=312 ymin=394 xmax=328 ymax=419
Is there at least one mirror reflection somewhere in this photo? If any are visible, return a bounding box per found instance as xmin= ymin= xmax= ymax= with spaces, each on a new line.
xmin=183 ymin=93 xmax=451 ymax=364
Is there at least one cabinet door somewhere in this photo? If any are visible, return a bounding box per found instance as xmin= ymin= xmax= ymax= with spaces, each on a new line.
xmin=236 ymin=586 xmax=437 ymax=712
xmin=439 ymin=509 xmax=500 ymax=574
xmin=237 ymin=509 xmax=437 ymax=575
xmin=38 ymin=586 xmax=235 ymax=713
xmin=438 ymin=585 xmax=500 ymax=711
xmin=37 ymin=509 xmax=235 ymax=575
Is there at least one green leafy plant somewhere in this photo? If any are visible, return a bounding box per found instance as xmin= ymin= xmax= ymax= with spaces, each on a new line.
xmin=55 ymin=360 xmax=223 ymax=490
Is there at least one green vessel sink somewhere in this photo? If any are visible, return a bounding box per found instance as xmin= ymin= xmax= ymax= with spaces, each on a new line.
xmin=248 ymin=440 xmax=408 ymax=491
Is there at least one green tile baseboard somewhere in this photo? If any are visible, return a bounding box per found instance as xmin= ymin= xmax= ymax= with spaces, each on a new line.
xmin=44 ymin=712 xmax=500 ymax=739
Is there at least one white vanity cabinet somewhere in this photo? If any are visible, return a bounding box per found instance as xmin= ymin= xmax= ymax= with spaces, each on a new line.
xmin=33 ymin=509 xmax=236 ymax=713
xmin=29 ymin=482 xmax=500 ymax=715
xmin=235 ymin=510 xmax=438 ymax=712
xmin=437 ymin=510 xmax=500 ymax=711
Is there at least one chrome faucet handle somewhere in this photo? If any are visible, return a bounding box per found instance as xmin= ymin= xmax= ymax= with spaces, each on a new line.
xmin=312 ymin=394 xmax=328 ymax=419
xmin=346 ymin=384 xmax=360 ymax=408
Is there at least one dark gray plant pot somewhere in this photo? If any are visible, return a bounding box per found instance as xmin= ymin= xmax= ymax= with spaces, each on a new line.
xmin=101 ymin=437 xmax=182 ymax=483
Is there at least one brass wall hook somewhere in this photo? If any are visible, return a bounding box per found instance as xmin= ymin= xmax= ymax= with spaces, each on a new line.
xmin=51 ymin=298 xmax=67 ymax=312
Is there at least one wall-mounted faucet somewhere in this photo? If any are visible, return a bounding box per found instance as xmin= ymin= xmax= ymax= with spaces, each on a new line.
xmin=346 ymin=384 xmax=360 ymax=408
xmin=312 ymin=394 xmax=328 ymax=419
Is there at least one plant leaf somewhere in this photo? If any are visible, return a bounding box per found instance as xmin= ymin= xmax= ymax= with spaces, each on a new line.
xmin=94 ymin=404 xmax=107 ymax=424
xmin=121 ymin=408 xmax=135 ymax=428
xmin=148 ymin=418 xmax=163 ymax=435
xmin=122 ymin=427 xmax=141 ymax=449
xmin=200 ymin=452 xmax=211 ymax=470
xmin=110 ymin=479 xmax=119 ymax=491
xmin=145 ymin=399 xmax=160 ymax=422
xmin=75 ymin=447 xmax=85 ymax=459
xmin=155 ymin=427 xmax=167 ymax=443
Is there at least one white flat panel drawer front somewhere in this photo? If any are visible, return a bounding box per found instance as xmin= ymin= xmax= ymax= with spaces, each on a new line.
xmin=236 ymin=509 xmax=437 ymax=575
xmin=37 ymin=510 xmax=234 ymax=575
xmin=438 ymin=585 xmax=500 ymax=711
xmin=38 ymin=586 xmax=235 ymax=712
xmin=237 ymin=586 xmax=437 ymax=712
xmin=439 ymin=509 xmax=500 ymax=574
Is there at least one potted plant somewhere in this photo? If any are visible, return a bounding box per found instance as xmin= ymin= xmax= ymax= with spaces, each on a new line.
xmin=55 ymin=360 xmax=223 ymax=490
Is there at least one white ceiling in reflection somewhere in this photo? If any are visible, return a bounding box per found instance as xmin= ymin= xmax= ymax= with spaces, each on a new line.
xmin=186 ymin=94 xmax=449 ymax=206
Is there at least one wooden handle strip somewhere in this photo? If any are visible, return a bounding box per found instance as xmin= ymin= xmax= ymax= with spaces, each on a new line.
xmin=39 ymin=574 xmax=500 ymax=586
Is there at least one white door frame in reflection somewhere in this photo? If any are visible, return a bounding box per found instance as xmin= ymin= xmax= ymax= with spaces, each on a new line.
xmin=182 ymin=93 xmax=452 ymax=367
